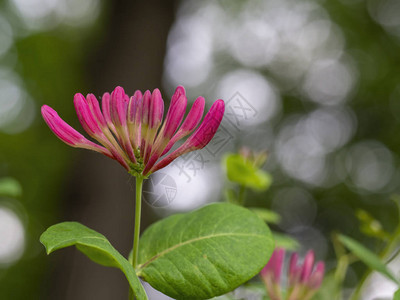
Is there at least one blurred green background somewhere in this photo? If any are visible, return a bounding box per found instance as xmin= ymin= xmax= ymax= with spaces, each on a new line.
xmin=1 ymin=0 xmax=400 ymax=299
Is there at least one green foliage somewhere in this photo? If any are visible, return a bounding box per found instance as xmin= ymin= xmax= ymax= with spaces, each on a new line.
xmin=272 ymin=233 xmax=300 ymax=251
xmin=338 ymin=234 xmax=399 ymax=284
xmin=313 ymin=273 xmax=339 ymax=300
xmin=224 ymin=154 xmax=272 ymax=191
xmin=40 ymin=222 xmax=147 ymax=300
xmin=137 ymin=203 xmax=274 ymax=300
xmin=0 ymin=177 xmax=22 ymax=198
xmin=394 ymin=288 xmax=400 ymax=300
xmin=356 ymin=209 xmax=389 ymax=240
xmin=250 ymin=207 xmax=281 ymax=224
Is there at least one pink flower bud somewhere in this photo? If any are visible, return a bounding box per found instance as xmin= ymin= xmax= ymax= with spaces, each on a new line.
xmin=110 ymin=86 xmax=136 ymax=163
xmin=261 ymin=248 xmax=285 ymax=284
xmin=259 ymin=247 xmax=326 ymax=300
xmin=74 ymin=93 xmax=104 ymax=138
xmin=127 ymin=90 xmax=143 ymax=149
xmin=161 ymin=96 xmax=205 ymax=155
xmin=86 ymin=93 xmax=107 ymax=129
xmin=300 ymin=250 xmax=315 ymax=283
xmin=101 ymin=92 xmax=116 ymax=134
xmin=289 ymin=252 xmax=301 ymax=285
xmin=171 ymin=85 xmax=185 ymax=105
xmin=308 ymin=261 xmax=325 ymax=289
xmin=41 ymin=105 xmax=113 ymax=158
xmin=147 ymin=99 xmax=224 ymax=174
xmin=149 ymin=88 xmax=164 ymax=130
xmin=142 ymin=89 xmax=164 ymax=163
xmin=110 ymin=86 xmax=128 ymax=128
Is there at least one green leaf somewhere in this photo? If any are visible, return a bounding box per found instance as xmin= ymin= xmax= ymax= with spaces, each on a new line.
xmin=394 ymin=288 xmax=400 ymax=300
xmin=250 ymin=208 xmax=281 ymax=224
xmin=338 ymin=234 xmax=399 ymax=284
xmin=273 ymin=233 xmax=299 ymax=251
xmin=137 ymin=203 xmax=274 ymax=300
xmin=224 ymin=154 xmax=272 ymax=191
xmin=0 ymin=177 xmax=22 ymax=197
xmin=40 ymin=222 xmax=147 ymax=300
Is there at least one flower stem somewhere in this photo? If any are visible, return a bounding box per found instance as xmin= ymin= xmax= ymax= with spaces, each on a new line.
xmin=132 ymin=175 xmax=144 ymax=269
xmin=237 ymin=184 xmax=246 ymax=205
xmin=349 ymin=196 xmax=400 ymax=300
xmin=129 ymin=175 xmax=144 ymax=300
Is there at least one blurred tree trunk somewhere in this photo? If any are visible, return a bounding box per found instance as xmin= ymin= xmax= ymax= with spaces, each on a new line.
xmin=49 ymin=0 xmax=175 ymax=299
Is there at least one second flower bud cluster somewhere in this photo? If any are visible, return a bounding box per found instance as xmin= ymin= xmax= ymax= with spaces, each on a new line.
xmin=260 ymin=248 xmax=325 ymax=300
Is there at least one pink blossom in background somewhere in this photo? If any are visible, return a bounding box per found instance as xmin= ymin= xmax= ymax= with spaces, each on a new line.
xmin=260 ymin=248 xmax=325 ymax=300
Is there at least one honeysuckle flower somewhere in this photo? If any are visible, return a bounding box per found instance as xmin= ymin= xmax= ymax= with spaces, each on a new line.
xmin=260 ymin=248 xmax=285 ymax=300
xmin=260 ymin=248 xmax=325 ymax=300
xmin=42 ymin=86 xmax=225 ymax=177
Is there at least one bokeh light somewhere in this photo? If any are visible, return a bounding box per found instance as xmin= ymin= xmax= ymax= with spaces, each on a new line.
xmin=9 ymin=0 xmax=101 ymax=30
xmin=216 ymin=69 xmax=280 ymax=126
xmin=345 ymin=141 xmax=396 ymax=193
xmin=0 ymin=75 xmax=35 ymax=134
xmin=0 ymin=206 xmax=25 ymax=266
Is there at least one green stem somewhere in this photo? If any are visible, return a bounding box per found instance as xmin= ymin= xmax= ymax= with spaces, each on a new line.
xmin=238 ymin=184 xmax=246 ymax=206
xmin=129 ymin=175 xmax=144 ymax=300
xmin=349 ymin=200 xmax=400 ymax=300
xmin=132 ymin=175 xmax=144 ymax=269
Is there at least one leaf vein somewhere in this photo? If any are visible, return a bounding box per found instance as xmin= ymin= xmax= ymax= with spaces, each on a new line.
xmin=137 ymin=232 xmax=266 ymax=270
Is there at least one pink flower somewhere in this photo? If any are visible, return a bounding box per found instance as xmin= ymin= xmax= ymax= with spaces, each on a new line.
xmin=42 ymin=86 xmax=225 ymax=177
xmin=260 ymin=248 xmax=325 ymax=300
xmin=260 ymin=248 xmax=285 ymax=300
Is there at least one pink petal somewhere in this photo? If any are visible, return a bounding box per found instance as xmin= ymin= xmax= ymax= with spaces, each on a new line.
xmin=308 ymin=261 xmax=325 ymax=289
xmin=183 ymin=99 xmax=225 ymax=149
xmin=263 ymin=248 xmax=285 ymax=284
xmin=127 ymin=90 xmax=143 ymax=149
xmin=140 ymin=90 xmax=152 ymax=162
xmin=101 ymin=92 xmax=116 ymax=134
xmin=86 ymin=93 xmax=107 ymax=128
xmin=146 ymin=99 xmax=224 ymax=175
xmin=85 ymin=93 xmax=132 ymax=168
xmin=110 ymin=86 xmax=128 ymax=128
xmin=160 ymin=94 xmax=186 ymax=140
xmin=144 ymin=89 xmax=164 ymax=160
xmin=289 ymin=252 xmax=301 ymax=286
xmin=74 ymin=93 xmax=104 ymax=138
xmin=73 ymin=93 xmax=132 ymax=167
xmin=41 ymin=105 xmax=112 ymax=156
xmin=128 ymin=90 xmax=143 ymax=124
xmin=170 ymin=86 xmax=186 ymax=106
xmin=149 ymin=88 xmax=164 ymax=129
xmin=110 ymin=86 xmax=136 ymax=163
xmin=300 ymin=250 xmax=315 ymax=283
xmin=141 ymin=90 xmax=151 ymax=129
xmin=144 ymin=94 xmax=187 ymax=171
xmin=161 ymin=96 xmax=205 ymax=155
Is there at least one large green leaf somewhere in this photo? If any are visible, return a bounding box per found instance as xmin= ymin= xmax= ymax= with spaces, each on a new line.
xmin=40 ymin=222 xmax=147 ymax=300
xmin=338 ymin=234 xmax=399 ymax=284
xmin=137 ymin=203 xmax=274 ymax=299
xmin=224 ymin=154 xmax=272 ymax=191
